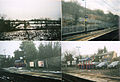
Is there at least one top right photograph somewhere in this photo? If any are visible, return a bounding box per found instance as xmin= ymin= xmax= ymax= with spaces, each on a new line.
xmin=62 ymin=0 xmax=120 ymax=41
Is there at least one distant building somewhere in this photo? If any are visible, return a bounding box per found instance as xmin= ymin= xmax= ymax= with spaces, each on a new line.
xmin=0 ymin=54 xmax=6 ymax=59
xmin=96 ymin=51 xmax=117 ymax=62
xmin=66 ymin=60 xmax=76 ymax=66
xmin=62 ymin=61 xmax=68 ymax=68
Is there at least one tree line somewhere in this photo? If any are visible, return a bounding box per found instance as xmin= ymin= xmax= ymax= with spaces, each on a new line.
xmin=63 ymin=46 xmax=119 ymax=66
xmin=62 ymin=1 xmax=119 ymax=26
xmin=0 ymin=16 xmax=13 ymax=32
xmin=14 ymin=41 xmax=61 ymax=63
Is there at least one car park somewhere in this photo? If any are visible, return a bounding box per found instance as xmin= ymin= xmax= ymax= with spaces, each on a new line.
xmin=108 ymin=61 xmax=119 ymax=69
xmin=96 ymin=62 xmax=108 ymax=69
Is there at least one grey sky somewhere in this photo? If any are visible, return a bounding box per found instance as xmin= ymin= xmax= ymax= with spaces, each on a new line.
xmin=1 ymin=41 xmax=120 ymax=58
xmin=64 ymin=0 xmax=120 ymax=16
xmin=0 ymin=41 xmax=55 ymax=57
xmin=0 ymin=41 xmax=21 ymax=57
xmin=62 ymin=41 xmax=120 ymax=57
xmin=0 ymin=0 xmax=61 ymax=20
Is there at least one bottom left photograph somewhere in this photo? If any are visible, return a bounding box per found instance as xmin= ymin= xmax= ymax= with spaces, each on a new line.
xmin=0 ymin=41 xmax=61 ymax=82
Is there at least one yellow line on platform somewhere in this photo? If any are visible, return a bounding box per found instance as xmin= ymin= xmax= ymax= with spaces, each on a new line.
xmin=64 ymin=28 xmax=117 ymax=41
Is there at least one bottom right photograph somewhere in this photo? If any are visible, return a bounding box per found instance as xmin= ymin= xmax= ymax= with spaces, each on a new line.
xmin=61 ymin=41 xmax=120 ymax=82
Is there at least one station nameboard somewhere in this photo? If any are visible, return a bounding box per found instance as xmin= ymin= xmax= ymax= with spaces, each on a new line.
xmin=38 ymin=61 xmax=44 ymax=67
xmin=30 ymin=62 xmax=34 ymax=67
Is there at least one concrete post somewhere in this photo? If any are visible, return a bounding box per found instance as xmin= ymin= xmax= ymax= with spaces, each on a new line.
xmin=118 ymin=16 xmax=120 ymax=41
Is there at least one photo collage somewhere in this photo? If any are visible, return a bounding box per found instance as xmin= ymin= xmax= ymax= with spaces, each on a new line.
xmin=0 ymin=0 xmax=120 ymax=82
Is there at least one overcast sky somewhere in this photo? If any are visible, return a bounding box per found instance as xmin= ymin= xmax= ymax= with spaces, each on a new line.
xmin=0 ymin=41 xmax=55 ymax=57
xmin=0 ymin=0 xmax=61 ymax=20
xmin=64 ymin=0 xmax=120 ymax=16
xmin=1 ymin=41 xmax=120 ymax=58
xmin=62 ymin=41 xmax=120 ymax=57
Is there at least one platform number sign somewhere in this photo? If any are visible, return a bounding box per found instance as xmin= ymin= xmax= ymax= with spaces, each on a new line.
xmin=38 ymin=61 xmax=44 ymax=67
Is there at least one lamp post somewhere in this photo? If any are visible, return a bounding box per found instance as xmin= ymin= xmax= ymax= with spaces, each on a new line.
xmin=85 ymin=0 xmax=87 ymax=33
xmin=3 ymin=49 xmax=7 ymax=58
xmin=76 ymin=46 xmax=81 ymax=56
xmin=82 ymin=0 xmax=87 ymax=33
xmin=118 ymin=16 xmax=120 ymax=41
xmin=3 ymin=49 xmax=6 ymax=55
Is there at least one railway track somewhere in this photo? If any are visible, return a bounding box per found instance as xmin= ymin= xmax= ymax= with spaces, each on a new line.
xmin=63 ymin=70 xmax=120 ymax=82
xmin=67 ymin=72 xmax=120 ymax=82
xmin=0 ymin=69 xmax=61 ymax=82
xmin=90 ymin=29 xmax=119 ymax=41
xmin=19 ymin=71 xmax=62 ymax=80
xmin=63 ymin=28 xmax=118 ymax=41
xmin=62 ymin=73 xmax=95 ymax=82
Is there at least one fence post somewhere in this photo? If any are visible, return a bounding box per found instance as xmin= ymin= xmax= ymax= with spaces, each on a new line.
xmin=118 ymin=16 xmax=120 ymax=41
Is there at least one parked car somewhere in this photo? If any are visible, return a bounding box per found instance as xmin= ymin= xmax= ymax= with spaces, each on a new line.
xmin=92 ymin=62 xmax=100 ymax=65
xmin=108 ymin=61 xmax=119 ymax=69
xmin=96 ymin=62 xmax=108 ymax=69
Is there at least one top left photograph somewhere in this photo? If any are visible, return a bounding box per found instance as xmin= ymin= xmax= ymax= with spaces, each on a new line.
xmin=0 ymin=0 xmax=61 ymax=41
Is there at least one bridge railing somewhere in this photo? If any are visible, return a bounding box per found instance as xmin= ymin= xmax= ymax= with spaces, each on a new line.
xmin=4 ymin=19 xmax=61 ymax=30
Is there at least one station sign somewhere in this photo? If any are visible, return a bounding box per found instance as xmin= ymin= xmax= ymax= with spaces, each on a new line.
xmin=30 ymin=62 xmax=34 ymax=67
xmin=85 ymin=15 xmax=88 ymax=18
xmin=38 ymin=61 xmax=44 ymax=67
